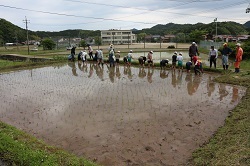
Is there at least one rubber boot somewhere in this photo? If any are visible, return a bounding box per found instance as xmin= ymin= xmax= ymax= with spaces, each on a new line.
xmin=223 ymin=65 xmax=225 ymax=70
xmin=226 ymin=65 xmax=229 ymax=70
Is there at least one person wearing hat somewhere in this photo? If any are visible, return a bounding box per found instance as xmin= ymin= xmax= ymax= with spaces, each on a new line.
xmin=189 ymin=42 xmax=199 ymax=63
xmin=127 ymin=50 xmax=133 ymax=67
xmin=176 ymin=52 xmax=183 ymax=71
xmin=97 ymin=48 xmax=104 ymax=67
xmin=208 ymin=46 xmax=218 ymax=68
xmin=186 ymin=61 xmax=192 ymax=73
xmin=87 ymin=44 xmax=93 ymax=60
xmin=172 ymin=51 xmax=177 ymax=70
xmin=220 ymin=43 xmax=232 ymax=70
xmin=108 ymin=48 xmax=115 ymax=67
xmin=234 ymin=43 xmax=243 ymax=73
xmin=147 ymin=50 xmax=154 ymax=68
xmin=115 ymin=50 xmax=121 ymax=66
xmin=160 ymin=59 xmax=169 ymax=70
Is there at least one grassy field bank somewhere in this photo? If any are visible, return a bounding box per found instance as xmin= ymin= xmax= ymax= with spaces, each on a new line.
xmin=190 ymin=70 xmax=250 ymax=165
xmin=0 ymin=122 xmax=97 ymax=166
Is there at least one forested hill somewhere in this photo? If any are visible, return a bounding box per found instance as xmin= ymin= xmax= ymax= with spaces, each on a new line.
xmin=136 ymin=22 xmax=249 ymax=36
xmin=0 ymin=18 xmax=249 ymax=44
xmin=244 ymin=21 xmax=250 ymax=28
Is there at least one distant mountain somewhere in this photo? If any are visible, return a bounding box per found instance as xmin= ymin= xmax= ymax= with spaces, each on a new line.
xmin=135 ymin=22 xmax=248 ymax=36
xmin=244 ymin=21 xmax=250 ymax=28
xmin=0 ymin=18 xmax=27 ymax=43
xmin=0 ymin=18 xmax=249 ymax=44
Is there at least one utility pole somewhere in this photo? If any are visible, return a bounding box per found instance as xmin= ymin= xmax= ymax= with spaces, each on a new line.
xmin=214 ymin=18 xmax=217 ymax=43
xmin=23 ymin=16 xmax=30 ymax=55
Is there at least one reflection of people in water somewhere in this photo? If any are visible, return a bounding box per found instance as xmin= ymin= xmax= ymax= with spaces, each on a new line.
xmin=127 ymin=67 xmax=133 ymax=80
xmin=186 ymin=73 xmax=195 ymax=95
xmin=219 ymin=84 xmax=229 ymax=101
xmin=68 ymin=62 xmax=78 ymax=76
xmin=115 ymin=66 xmax=121 ymax=79
xmin=160 ymin=69 xmax=169 ymax=79
xmin=96 ymin=65 xmax=104 ymax=81
xmin=147 ymin=68 xmax=154 ymax=83
xmin=123 ymin=66 xmax=128 ymax=76
xmin=186 ymin=74 xmax=201 ymax=95
xmin=78 ymin=61 xmax=83 ymax=71
xmin=207 ymin=76 xmax=215 ymax=97
xmin=138 ymin=67 xmax=146 ymax=79
xmin=193 ymin=76 xmax=202 ymax=94
xmin=88 ymin=63 xmax=94 ymax=78
xmin=176 ymin=70 xmax=183 ymax=86
xmin=108 ymin=66 xmax=115 ymax=83
xmin=231 ymin=86 xmax=239 ymax=103
xmin=171 ymin=70 xmax=177 ymax=88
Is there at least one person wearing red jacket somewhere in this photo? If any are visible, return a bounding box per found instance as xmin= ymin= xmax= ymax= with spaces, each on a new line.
xmin=234 ymin=43 xmax=243 ymax=73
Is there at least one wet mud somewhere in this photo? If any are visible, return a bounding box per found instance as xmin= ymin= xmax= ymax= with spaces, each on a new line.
xmin=0 ymin=62 xmax=246 ymax=166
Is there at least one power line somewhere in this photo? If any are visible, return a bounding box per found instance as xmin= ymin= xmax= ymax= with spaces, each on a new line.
xmin=1 ymin=0 xmax=248 ymax=30
xmin=23 ymin=16 xmax=30 ymax=55
xmin=0 ymin=4 xmax=155 ymax=25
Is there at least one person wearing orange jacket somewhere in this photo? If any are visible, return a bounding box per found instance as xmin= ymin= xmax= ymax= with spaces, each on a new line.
xmin=234 ymin=43 xmax=243 ymax=73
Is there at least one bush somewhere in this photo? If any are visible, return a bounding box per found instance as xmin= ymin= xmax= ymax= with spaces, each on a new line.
xmin=41 ymin=38 xmax=56 ymax=50
xmin=168 ymin=45 xmax=175 ymax=49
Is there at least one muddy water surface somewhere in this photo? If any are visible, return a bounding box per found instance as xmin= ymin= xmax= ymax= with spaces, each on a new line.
xmin=0 ymin=62 xmax=246 ymax=166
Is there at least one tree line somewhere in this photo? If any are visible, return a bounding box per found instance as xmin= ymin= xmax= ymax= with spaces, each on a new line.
xmin=0 ymin=18 xmax=249 ymax=46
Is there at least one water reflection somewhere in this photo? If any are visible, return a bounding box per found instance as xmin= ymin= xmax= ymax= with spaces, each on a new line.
xmin=138 ymin=67 xmax=147 ymax=79
xmin=65 ymin=62 xmax=244 ymax=98
xmin=107 ymin=66 xmax=115 ymax=83
xmin=115 ymin=66 xmax=121 ymax=79
xmin=160 ymin=69 xmax=169 ymax=79
xmin=231 ymin=86 xmax=239 ymax=103
xmin=147 ymin=68 xmax=154 ymax=83
xmin=68 ymin=62 xmax=78 ymax=76
xmin=219 ymin=84 xmax=229 ymax=101
xmin=207 ymin=76 xmax=215 ymax=97
xmin=171 ymin=71 xmax=177 ymax=88
xmin=185 ymin=73 xmax=201 ymax=95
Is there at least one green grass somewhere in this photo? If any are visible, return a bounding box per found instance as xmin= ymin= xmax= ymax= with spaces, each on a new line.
xmin=0 ymin=60 xmax=27 ymax=68
xmin=0 ymin=122 xmax=97 ymax=166
xmin=190 ymin=71 xmax=250 ymax=166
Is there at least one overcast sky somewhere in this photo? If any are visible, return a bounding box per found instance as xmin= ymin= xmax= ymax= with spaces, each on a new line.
xmin=0 ymin=0 xmax=249 ymax=31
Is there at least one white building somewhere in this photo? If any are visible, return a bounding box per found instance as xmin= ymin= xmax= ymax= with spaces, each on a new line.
xmin=101 ymin=29 xmax=136 ymax=45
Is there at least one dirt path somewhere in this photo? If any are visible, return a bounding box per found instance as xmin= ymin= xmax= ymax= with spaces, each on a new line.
xmin=0 ymin=63 xmax=246 ymax=165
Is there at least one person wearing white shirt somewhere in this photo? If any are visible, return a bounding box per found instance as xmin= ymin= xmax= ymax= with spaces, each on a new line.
xmin=208 ymin=46 xmax=218 ymax=68
xmin=97 ymin=49 xmax=104 ymax=67
xmin=176 ymin=52 xmax=183 ymax=71
xmin=81 ymin=50 xmax=87 ymax=61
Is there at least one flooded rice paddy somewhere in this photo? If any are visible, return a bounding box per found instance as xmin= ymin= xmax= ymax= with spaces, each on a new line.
xmin=0 ymin=61 xmax=246 ymax=166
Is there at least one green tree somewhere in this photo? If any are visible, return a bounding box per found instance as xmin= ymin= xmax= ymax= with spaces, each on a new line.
xmin=79 ymin=40 xmax=87 ymax=49
xmin=189 ymin=29 xmax=207 ymax=43
xmin=41 ymin=38 xmax=56 ymax=50
xmin=94 ymin=36 xmax=102 ymax=48
xmin=30 ymin=35 xmax=41 ymax=41
xmin=136 ymin=33 xmax=147 ymax=43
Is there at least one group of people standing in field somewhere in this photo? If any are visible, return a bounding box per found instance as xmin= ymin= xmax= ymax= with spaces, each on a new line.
xmin=170 ymin=42 xmax=202 ymax=75
xmin=173 ymin=41 xmax=244 ymax=74
xmin=69 ymin=41 xmax=244 ymax=74
xmin=207 ymin=42 xmax=243 ymax=73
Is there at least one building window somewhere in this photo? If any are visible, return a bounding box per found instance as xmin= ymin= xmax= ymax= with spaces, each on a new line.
xmin=103 ymin=37 xmax=111 ymax=39
xmin=122 ymin=32 xmax=131 ymax=35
